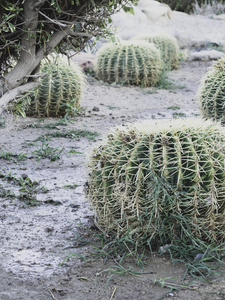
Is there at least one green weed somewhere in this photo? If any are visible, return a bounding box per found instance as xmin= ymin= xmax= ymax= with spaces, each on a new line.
xmin=32 ymin=140 xmax=64 ymax=161
xmin=0 ymin=184 xmax=16 ymax=199
xmin=68 ymin=148 xmax=84 ymax=155
xmin=105 ymin=105 xmax=120 ymax=110
xmin=64 ymin=104 xmax=86 ymax=119
xmin=156 ymin=71 xmax=186 ymax=90
xmin=0 ymin=150 xmax=28 ymax=162
xmin=0 ymin=117 xmax=6 ymax=128
xmin=167 ymin=106 xmax=180 ymax=110
xmin=38 ymin=129 xmax=99 ymax=141
xmin=64 ymin=184 xmax=80 ymax=189
xmin=172 ymin=112 xmax=186 ymax=118
xmin=27 ymin=119 xmax=68 ymax=129
xmin=146 ymin=88 xmax=158 ymax=94
xmin=206 ymin=43 xmax=225 ymax=53
xmin=0 ymin=170 xmax=47 ymax=206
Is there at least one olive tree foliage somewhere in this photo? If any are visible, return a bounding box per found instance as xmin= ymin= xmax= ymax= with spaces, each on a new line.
xmin=0 ymin=0 xmax=138 ymax=113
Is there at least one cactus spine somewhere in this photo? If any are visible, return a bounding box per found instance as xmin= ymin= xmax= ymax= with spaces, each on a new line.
xmin=26 ymin=55 xmax=85 ymax=117
xmin=87 ymin=119 xmax=225 ymax=246
xmin=134 ymin=34 xmax=179 ymax=69
xmin=94 ymin=41 xmax=163 ymax=87
xmin=197 ymin=57 xmax=225 ymax=125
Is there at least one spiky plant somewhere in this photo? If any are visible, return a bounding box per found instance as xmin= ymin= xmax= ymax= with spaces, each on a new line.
xmin=94 ymin=41 xmax=163 ymax=87
xmin=197 ymin=57 xmax=225 ymax=125
xmin=134 ymin=34 xmax=179 ymax=70
xmin=26 ymin=55 xmax=85 ymax=118
xmin=87 ymin=119 xmax=225 ymax=248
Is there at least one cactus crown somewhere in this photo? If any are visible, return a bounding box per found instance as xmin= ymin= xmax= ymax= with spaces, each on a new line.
xmin=94 ymin=40 xmax=163 ymax=87
xmin=197 ymin=57 xmax=225 ymax=125
xmin=134 ymin=33 xmax=179 ymax=70
xmin=26 ymin=55 xmax=85 ymax=118
xmin=87 ymin=118 xmax=225 ymax=247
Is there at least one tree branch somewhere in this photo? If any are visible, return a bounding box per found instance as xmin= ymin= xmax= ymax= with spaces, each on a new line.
xmin=1 ymin=28 xmax=68 ymax=96
xmin=0 ymin=81 xmax=40 ymax=115
xmin=36 ymin=28 xmax=68 ymax=58
xmin=33 ymin=0 xmax=47 ymax=9
xmin=38 ymin=10 xmax=68 ymax=27
xmin=20 ymin=0 xmax=39 ymax=60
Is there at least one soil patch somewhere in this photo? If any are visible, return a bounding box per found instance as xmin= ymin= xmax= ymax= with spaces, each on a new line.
xmin=1 ymin=60 xmax=225 ymax=299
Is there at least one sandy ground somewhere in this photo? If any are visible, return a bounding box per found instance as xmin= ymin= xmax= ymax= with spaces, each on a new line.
xmin=1 ymin=10 xmax=225 ymax=300
xmin=2 ymin=58 xmax=225 ymax=299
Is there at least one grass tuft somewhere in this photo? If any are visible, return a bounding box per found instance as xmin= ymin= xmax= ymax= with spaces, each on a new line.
xmin=32 ymin=140 xmax=64 ymax=161
xmin=0 ymin=169 xmax=47 ymax=206
xmin=34 ymin=129 xmax=99 ymax=141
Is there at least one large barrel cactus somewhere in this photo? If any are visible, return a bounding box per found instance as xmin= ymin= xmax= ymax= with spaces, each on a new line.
xmin=87 ymin=119 xmax=225 ymax=247
xmin=197 ymin=57 xmax=225 ymax=125
xmin=134 ymin=33 xmax=179 ymax=70
xmin=26 ymin=55 xmax=85 ymax=117
xmin=94 ymin=41 xmax=163 ymax=87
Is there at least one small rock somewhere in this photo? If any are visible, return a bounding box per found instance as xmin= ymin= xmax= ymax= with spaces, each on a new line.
xmin=44 ymin=199 xmax=62 ymax=205
xmin=45 ymin=227 xmax=54 ymax=233
xmin=160 ymin=244 xmax=172 ymax=254
xmin=92 ymin=106 xmax=99 ymax=112
xmin=70 ymin=204 xmax=80 ymax=209
xmin=213 ymin=14 xmax=225 ymax=21
xmin=189 ymin=50 xmax=225 ymax=61
xmin=168 ymin=293 xmax=174 ymax=297
xmin=194 ymin=253 xmax=204 ymax=261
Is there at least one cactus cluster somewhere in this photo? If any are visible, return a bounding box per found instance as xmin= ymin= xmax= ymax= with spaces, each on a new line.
xmin=87 ymin=118 xmax=225 ymax=246
xmin=197 ymin=57 xmax=225 ymax=125
xmin=26 ymin=55 xmax=85 ymax=118
xmin=134 ymin=33 xmax=179 ymax=70
xmin=94 ymin=41 xmax=163 ymax=87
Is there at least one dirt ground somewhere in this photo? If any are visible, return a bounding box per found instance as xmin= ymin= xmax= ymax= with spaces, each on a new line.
xmin=1 ymin=56 xmax=225 ymax=300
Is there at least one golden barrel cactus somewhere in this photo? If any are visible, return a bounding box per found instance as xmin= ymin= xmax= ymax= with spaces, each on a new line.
xmin=26 ymin=55 xmax=85 ymax=118
xmin=87 ymin=119 xmax=225 ymax=247
xmin=134 ymin=33 xmax=179 ymax=69
xmin=197 ymin=57 xmax=225 ymax=125
xmin=94 ymin=41 xmax=163 ymax=87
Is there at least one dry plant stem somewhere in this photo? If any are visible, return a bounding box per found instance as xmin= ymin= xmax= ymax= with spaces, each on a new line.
xmin=110 ymin=286 xmax=117 ymax=300
xmin=48 ymin=289 xmax=58 ymax=300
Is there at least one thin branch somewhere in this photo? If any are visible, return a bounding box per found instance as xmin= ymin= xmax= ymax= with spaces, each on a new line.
xmin=0 ymin=81 xmax=40 ymax=114
xmin=66 ymin=29 xmax=92 ymax=38
xmin=33 ymin=0 xmax=47 ymax=9
xmin=38 ymin=10 xmax=68 ymax=28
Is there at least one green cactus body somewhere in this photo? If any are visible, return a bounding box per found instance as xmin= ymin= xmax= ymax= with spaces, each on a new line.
xmin=87 ymin=119 xmax=225 ymax=245
xmin=134 ymin=34 xmax=179 ymax=70
xmin=197 ymin=57 xmax=225 ymax=125
xmin=27 ymin=55 xmax=85 ymax=117
xmin=94 ymin=41 xmax=163 ymax=87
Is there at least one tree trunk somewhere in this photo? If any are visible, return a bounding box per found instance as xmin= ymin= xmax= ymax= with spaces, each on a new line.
xmin=0 ymin=0 xmax=67 ymax=113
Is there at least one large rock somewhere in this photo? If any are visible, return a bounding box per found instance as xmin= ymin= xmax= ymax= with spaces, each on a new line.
xmin=138 ymin=0 xmax=172 ymax=22
xmin=111 ymin=1 xmax=225 ymax=49
xmin=189 ymin=50 xmax=225 ymax=61
xmin=111 ymin=0 xmax=172 ymax=40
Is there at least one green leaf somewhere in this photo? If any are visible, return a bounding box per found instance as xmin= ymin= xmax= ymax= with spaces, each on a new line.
xmin=122 ymin=6 xmax=135 ymax=15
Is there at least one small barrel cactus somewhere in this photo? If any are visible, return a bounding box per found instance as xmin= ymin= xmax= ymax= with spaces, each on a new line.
xmin=26 ymin=55 xmax=85 ymax=117
xmin=94 ymin=41 xmax=163 ymax=87
xmin=87 ymin=119 xmax=225 ymax=246
xmin=134 ymin=33 xmax=179 ymax=70
xmin=197 ymin=57 xmax=225 ymax=125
